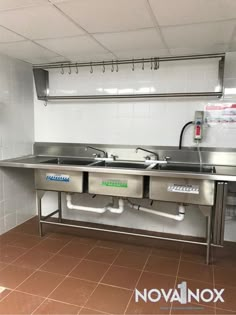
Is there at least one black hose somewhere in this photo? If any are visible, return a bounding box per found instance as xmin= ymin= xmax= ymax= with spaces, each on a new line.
xmin=179 ymin=121 xmax=194 ymax=150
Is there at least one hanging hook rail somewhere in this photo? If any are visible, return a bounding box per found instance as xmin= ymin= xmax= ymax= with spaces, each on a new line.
xmin=33 ymin=53 xmax=225 ymax=70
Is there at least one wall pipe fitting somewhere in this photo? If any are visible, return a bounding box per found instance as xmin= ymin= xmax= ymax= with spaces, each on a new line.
xmin=66 ymin=194 xmax=124 ymax=214
xmin=127 ymin=201 xmax=185 ymax=221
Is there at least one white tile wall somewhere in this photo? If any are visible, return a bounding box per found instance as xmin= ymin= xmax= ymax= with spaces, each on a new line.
xmin=0 ymin=53 xmax=35 ymax=235
xmin=34 ymin=52 xmax=236 ymax=241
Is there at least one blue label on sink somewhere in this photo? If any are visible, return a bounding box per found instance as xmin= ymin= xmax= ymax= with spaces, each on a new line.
xmin=46 ymin=173 xmax=70 ymax=182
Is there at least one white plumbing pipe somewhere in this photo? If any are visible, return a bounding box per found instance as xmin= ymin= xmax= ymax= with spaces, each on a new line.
xmin=66 ymin=194 xmax=125 ymax=214
xmin=128 ymin=201 xmax=185 ymax=221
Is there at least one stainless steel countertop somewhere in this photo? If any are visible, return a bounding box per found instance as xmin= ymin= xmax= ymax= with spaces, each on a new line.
xmin=1 ymin=155 xmax=236 ymax=181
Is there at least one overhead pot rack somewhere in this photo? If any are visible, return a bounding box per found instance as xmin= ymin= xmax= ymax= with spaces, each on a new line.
xmin=33 ymin=53 xmax=225 ymax=103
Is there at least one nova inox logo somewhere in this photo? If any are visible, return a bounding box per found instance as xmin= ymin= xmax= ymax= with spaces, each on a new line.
xmin=135 ymin=281 xmax=224 ymax=304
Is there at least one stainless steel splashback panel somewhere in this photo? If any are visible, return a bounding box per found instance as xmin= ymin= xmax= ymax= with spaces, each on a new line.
xmin=88 ymin=172 xmax=144 ymax=198
xmin=150 ymin=177 xmax=215 ymax=206
xmin=34 ymin=142 xmax=236 ymax=167
xmin=35 ymin=169 xmax=84 ymax=193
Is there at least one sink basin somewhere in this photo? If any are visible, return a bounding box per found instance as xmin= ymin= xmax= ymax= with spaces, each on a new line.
xmin=153 ymin=163 xmax=215 ymax=173
xmin=96 ymin=161 xmax=148 ymax=169
xmin=41 ymin=158 xmax=95 ymax=166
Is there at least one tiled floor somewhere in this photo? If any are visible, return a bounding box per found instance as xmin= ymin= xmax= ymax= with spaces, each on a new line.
xmin=0 ymin=217 xmax=235 ymax=314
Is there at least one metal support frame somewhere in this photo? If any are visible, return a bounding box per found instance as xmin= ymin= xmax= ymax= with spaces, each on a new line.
xmin=33 ymin=53 xmax=225 ymax=102
xmin=213 ymin=182 xmax=228 ymax=245
xmin=37 ymin=190 xmax=214 ymax=264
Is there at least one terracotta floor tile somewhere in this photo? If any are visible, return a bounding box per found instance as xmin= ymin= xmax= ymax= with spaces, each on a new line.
xmin=0 ymin=233 xmax=21 ymax=247
xmin=70 ymin=259 xmax=110 ymax=282
xmin=13 ymin=248 xmax=54 ymax=269
xmin=96 ymin=239 xmax=124 ymax=250
xmin=101 ymin=265 xmax=141 ymax=290
xmin=33 ymin=299 xmax=80 ymax=314
xmin=85 ymin=247 xmax=119 ymax=264
xmin=171 ymin=303 xmax=215 ymax=314
xmin=0 ymin=291 xmax=44 ymax=314
xmin=113 ymin=250 xmax=149 ymax=270
xmin=0 ymin=265 xmax=34 ymax=289
xmin=0 ymin=262 xmax=7 ymax=271
xmin=49 ymin=277 xmax=97 ymax=307
xmin=216 ymin=308 xmax=236 ymax=314
xmin=137 ymin=271 xmax=176 ymax=290
xmin=9 ymin=234 xmax=42 ymax=249
xmin=152 ymin=240 xmax=182 ymax=259
xmin=182 ymin=244 xmax=207 ymax=264
xmin=178 ymin=261 xmax=213 ymax=284
xmin=122 ymin=244 xmax=152 ymax=254
xmin=59 ymin=242 xmax=93 ymax=259
xmin=214 ymin=266 xmax=236 ymax=288
xmin=48 ymin=232 xmax=74 ymax=241
xmin=71 ymin=237 xmax=98 ymax=246
xmin=215 ymin=285 xmax=236 ymax=312
xmin=40 ymin=254 xmax=81 ymax=276
xmin=213 ymin=247 xmax=236 ymax=269
xmin=17 ymin=270 xmax=65 ymax=297
xmin=0 ymin=288 xmax=11 ymax=301
xmin=0 ymin=245 xmax=27 ymax=263
xmin=80 ymin=307 xmax=107 ymax=314
xmin=34 ymin=238 xmax=70 ymax=253
xmin=145 ymin=255 xmax=179 ymax=276
xmin=126 ymin=292 xmax=171 ymax=314
xmin=85 ymin=284 xmax=132 ymax=314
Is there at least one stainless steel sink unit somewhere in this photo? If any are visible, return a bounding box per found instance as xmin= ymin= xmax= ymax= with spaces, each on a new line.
xmin=36 ymin=158 xmax=98 ymax=192
xmin=150 ymin=164 xmax=215 ymax=206
xmin=88 ymin=161 xmax=149 ymax=198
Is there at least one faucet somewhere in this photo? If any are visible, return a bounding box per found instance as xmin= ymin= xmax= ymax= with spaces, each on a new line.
xmin=85 ymin=146 xmax=108 ymax=158
xmin=135 ymin=147 xmax=159 ymax=160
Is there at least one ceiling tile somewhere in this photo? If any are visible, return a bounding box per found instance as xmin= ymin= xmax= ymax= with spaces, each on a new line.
xmin=0 ymin=0 xmax=48 ymax=11
xmin=94 ymin=29 xmax=166 ymax=58
xmin=67 ymin=52 xmax=115 ymax=62
xmin=55 ymin=0 xmax=153 ymax=33
xmin=115 ymin=48 xmax=170 ymax=59
xmin=0 ymin=5 xmax=84 ymax=40
xmin=36 ymin=35 xmax=109 ymax=59
xmin=169 ymin=45 xmax=228 ymax=56
xmin=0 ymin=26 xmax=24 ymax=42
xmin=162 ymin=20 xmax=235 ymax=49
xmin=149 ymin=0 xmax=236 ymax=26
xmin=0 ymin=41 xmax=59 ymax=63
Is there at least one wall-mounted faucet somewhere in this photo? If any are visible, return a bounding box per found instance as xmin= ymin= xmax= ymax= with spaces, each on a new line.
xmin=85 ymin=146 xmax=108 ymax=158
xmin=135 ymin=147 xmax=159 ymax=160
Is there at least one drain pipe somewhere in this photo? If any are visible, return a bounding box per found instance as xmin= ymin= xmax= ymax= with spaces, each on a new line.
xmin=66 ymin=194 xmax=125 ymax=214
xmin=128 ymin=201 xmax=185 ymax=221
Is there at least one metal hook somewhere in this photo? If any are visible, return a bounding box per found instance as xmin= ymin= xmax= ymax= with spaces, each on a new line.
xmin=44 ymin=100 xmax=47 ymax=107
xmin=116 ymin=60 xmax=119 ymax=72
xmin=75 ymin=63 xmax=79 ymax=74
xmin=111 ymin=60 xmax=114 ymax=72
xmin=142 ymin=58 xmax=144 ymax=70
xmin=90 ymin=62 xmax=93 ymax=74
xmin=154 ymin=58 xmax=160 ymax=70
xmin=60 ymin=64 xmax=64 ymax=75
xmin=102 ymin=61 xmax=105 ymax=73
xmin=132 ymin=59 xmax=134 ymax=71
xmin=151 ymin=58 xmax=153 ymax=70
xmin=68 ymin=64 xmax=71 ymax=74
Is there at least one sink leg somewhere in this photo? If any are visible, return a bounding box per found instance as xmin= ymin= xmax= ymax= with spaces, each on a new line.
xmin=206 ymin=210 xmax=212 ymax=265
xmin=36 ymin=191 xmax=43 ymax=237
xmin=58 ymin=192 xmax=62 ymax=223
